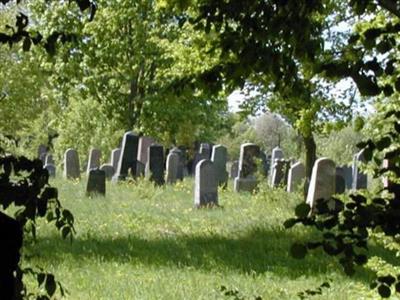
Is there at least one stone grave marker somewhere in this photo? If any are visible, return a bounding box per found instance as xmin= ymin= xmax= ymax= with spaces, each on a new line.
xmin=335 ymin=167 xmax=346 ymax=194
xmin=270 ymin=146 xmax=284 ymax=185
xmin=86 ymin=148 xmax=101 ymax=175
xmin=100 ymin=164 xmax=115 ymax=180
xmin=112 ymin=131 xmax=139 ymax=182
xmin=194 ymin=159 xmax=218 ymax=207
xmin=306 ymin=158 xmax=336 ymax=211
xmin=234 ymin=143 xmax=260 ymax=192
xmin=211 ymin=144 xmax=228 ymax=187
xmin=110 ymin=148 xmax=121 ymax=171
xmin=352 ymin=149 xmax=368 ymax=190
xmin=170 ymin=147 xmax=184 ymax=180
xmin=287 ymin=161 xmax=305 ymax=192
xmin=199 ymin=143 xmax=212 ymax=159
xmin=44 ymin=164 xmax=56 ymax=177
xmin=271 ymin=159 xmax=290 ymax=188
xmin=146 ymin=144 xmax=165 ymax=186
xmin=166 ymin=151 xmax=179 ymax=184
xmin=63 ymin=148 xmax=80 ymax=179
xmin=45 ymin=154 xmax=54 ymax=165
xmin=230 ymin=160 xmax=239 ymax=179
xmin=342 ymin=165 xmax=353 ymax=189
xmin=137 ymin=136 xmax=155 ymax=166
xmin=86 ymin=168 xmax=106 ymax=196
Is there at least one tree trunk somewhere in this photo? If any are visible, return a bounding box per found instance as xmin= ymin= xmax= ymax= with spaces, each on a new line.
xmin=303 ymin=134 xmax=317 ymax=198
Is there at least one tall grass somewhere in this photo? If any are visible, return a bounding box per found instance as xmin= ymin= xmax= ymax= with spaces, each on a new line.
xmin=22 ymin=176 xmax=383 ymax=299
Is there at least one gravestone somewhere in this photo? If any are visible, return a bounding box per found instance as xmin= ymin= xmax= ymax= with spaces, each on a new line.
xmin=0 ymin=211 xmax=23 ymax=299
xmin=230 ymin=160 xmax=239 ymax=179
xmin=211 ymin=144 xmax=228 ymax=187
xmin=146 ymin=144 xmax=165 ymax=186
xmin=352 ymin=149 xmax=368 ymax=190
xmin=178 ymin=146 xmax=189 ymax=177
xmin=335 ymin=167 xmax=346 ymax=194
xmin=38 ymin=144 xmax=47 ymax=164
xmin=234 ymin=143 xmax=260 ymax=192
xmin=112 ymin=132 xmax=139 ymax=182
xmin=199 ymin=143 xmax=212 ymax=159
xmin=136 ymin=161 xmax=145 ymax=177
xmin=63 ymin=148 xmax=80 ymax=179
xmin=170 ymin=147 xmax=184 ymax=180
xmin=45 ymin=154 xmax=54 ymax=165
xmin=166 ymin=151 xmax=180 ymax=184
xmin=342 ymin=165 xmax=353 ymax=189
xmin=100 ymin=164 xmax=115 ymax=180
xmin=137 ymin=136 xmax=155 ymax=165
xmin=86 ymin=168 xmax=106 ymax=196
xmin=271 ymin=159 xmax=290 ymax=187
xmin=194 ymin=159 xmax=218 ymax=207
xmin=269 ymin=147 xmax=284 ymax=183
xmin=306 ymin=158 xmax=336 ymax=211
xmin=86 ymin=148 xmax=101 ymax=175
xmin=44 ymin=164 xmax=56 ymax=177
xmin=287 ymin=162 xmax=305 ymax=192
xmin=110 ymin=148 xmax=121 ymax=171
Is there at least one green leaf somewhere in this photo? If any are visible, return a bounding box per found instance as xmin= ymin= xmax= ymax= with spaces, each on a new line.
xmin=45 ymin=274 xmax=57 ymax=296
xmin=283 ymin=218 xmax=297 ymax=229
xmin=290 ymin=243 xmax=307 ymax=259
xmin=295 ymin=203 xmax=311 ymax=218
xmin=378 ymin=284 xmax=391 ymax=298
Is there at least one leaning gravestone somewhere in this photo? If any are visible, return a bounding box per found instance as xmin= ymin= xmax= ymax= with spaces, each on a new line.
xmin=146 ymin=144 xmax=165 ymax=186
xmin=112 ymin=132 xmax=139 ymax=182
xmin=335 ymin=167 xmax=346 ymax=194
xmin=86 ymin=148 xmax=101 ymax=175
xmin=287 ymin=162 xmax=305 ymax=192
xmin=211 ymin=144 xmax=228 ymax=187
xmin=44 ymin=164 xmax=56 ymax=177
xmin=100 ymin=164 xmax=115 ymax=180
xmin=234 ymin=143 xmax=260 ymax=192
xmin=194 ymin=159 xmax=218 ymax=207
xmin=306 ymin=158 xmax=336 ymax=211
xmin=137 ymin=136 xmax=155 ymax=166
xmin=45 ymin=154 xmax=55 ymax=165
xmin=230 ymin=160 xmax=239 ymax=179
xmin=352 ymin=149 xmax=368 ymax=190
xmin=86 ymin=168 xmax=106 ymax=196
xmin=110 ymin=148 xmax=121 ymax=171
xmin=166 ymin=151 xmax=180 ymax=184
xmin=63 ymin=148 xmax=80 ymax=179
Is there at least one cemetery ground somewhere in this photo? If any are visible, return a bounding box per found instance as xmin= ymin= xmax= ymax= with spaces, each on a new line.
xmin=23 ymin=177 xmax=393 ymax=299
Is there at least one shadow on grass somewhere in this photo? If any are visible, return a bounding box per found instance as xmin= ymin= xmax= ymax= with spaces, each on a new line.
xmin=29 ymin=226 xmax=380 ymax=284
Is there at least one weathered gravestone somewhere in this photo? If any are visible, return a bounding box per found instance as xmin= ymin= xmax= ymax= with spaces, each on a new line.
xmin=112 ymin=132 xmax=139 ymax=182
xmin=146 ymin=144 xmax=165 ymax=186
xmin=192 ymin=147 xmax=209 ymax=175
xmin=137 ymin=136 xmax=155 ymax=166
xmin=271 ymin=159 xmax=290 ymax=188
xmin=306 ymin=158 xmax=336 ymax=211
xmin=45 ymin=154 xmax=55 ymax=165
xmin=234 ymin=143 xmax=260 ymax=192
xmin=211 ymin=144 xmax=228 ymax=187
xmin=86 ymin=148 xmax=101 ymax=175
xmin=110 ymin=148 xmax=121 ymax=171
xmin=194 ymin=159 xmax=218 ymax=207
xmin=0 ymin=212 xmax=23 ymax=300
xmin=269 ymin=147 xmax=284 ymax=184
xmin=335 ymin=167 xmax=346 ymax=194
xmin=342 ymin=165 xmax=353 ymax=190
xmin=352 ymin=149 xmax=368 ymax=190
xmin=199 ymin=143 xmax=212 ymax=159
xmin=86 ymin=168 xmax=106 ymax=196
xmin=230 ymin=160 xmax=239 ymax=179
xmin=63 ymin=148 xmax=80 ymax=179
xmin=170 ymin=147 xmax=184 ymax=180
xmin=38 ymin=144 xmax=47 ymax=164
xmin=100 ymin=164 xmax=115 ymax=180
xmin=166 ymin=151 xmax=180 ymax=184
xmin=136 ymin=161 xmax=145 ymax=177
xmin=287 ymin=162 xmax=305 ymax=192
xmin=44 ymin=164 xmax=56 ymax=177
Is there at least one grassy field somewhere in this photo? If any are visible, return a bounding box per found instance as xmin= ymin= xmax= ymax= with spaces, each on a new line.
xmin=21 ymin=176 xmax=388 ymax=299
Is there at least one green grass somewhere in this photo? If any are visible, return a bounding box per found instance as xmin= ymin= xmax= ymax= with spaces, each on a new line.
xmin=21 ymin=176 xmax=385 ymax=299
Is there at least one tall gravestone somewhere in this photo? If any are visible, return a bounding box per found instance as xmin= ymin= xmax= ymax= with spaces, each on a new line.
xmin=211 ymin=144 xmax=228 ymax=187
xmin=86 ymin=168 xmax=106 ymax=196
xmin=63 ymin=148 xmax=80 ymax=179
xmin=270 ymin=147 xmax=284 ymax=184
xmin=166 ymin=151 xmax=180 ymax=184
xmin=44 ymin=164 xmax=56 ymax=177
xmin=287 ymin=162 xmax=305 ymax=192
xmin=306 ymin=158 xmax=336 ymax=211
xmin=234 ymin=143 xmax=260 ymax=192
xmin=335 ymin=167 xmax=346 ymax=194
xmin=170 ymin=147 xmax=184 ymax=180
xmin=352 ymin=149 xmax=368 ymax=190
xmin=110 ymin=148 xmax=121 ymax=171
xmin=45 ymin=154 xmax=54 ymax=165
xmin=86 ymin=148 xmax=101 ymax=175
xmin=112 ymin=132 xmax=139 ymax=182
xmin=271 ymin=159 xmax=290 ymax=188
xmin=146 ymin=144 xmax=165 ymax=186
xmin=137 ymin=136 xmax=155 ymax=166
xmin=194 ymin=159 xmax=218 ymax=207
xmin=230 ymin=160 xmax=239 ymax=179
xmin=100 ymin=164 xmax=115 ymax=180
